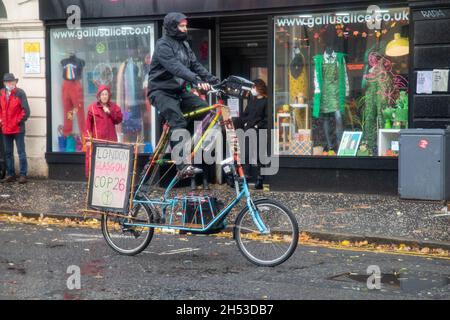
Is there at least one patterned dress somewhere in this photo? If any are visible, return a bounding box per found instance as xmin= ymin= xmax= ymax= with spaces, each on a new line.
xmin=320 ymin=61 xmax=340 ymax=114
xmin=363 ymin=63 xmax=393 ymax=155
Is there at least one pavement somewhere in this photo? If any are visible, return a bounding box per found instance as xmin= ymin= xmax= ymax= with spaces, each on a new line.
xmin=0 ymin=178 xmax=449 ymax=249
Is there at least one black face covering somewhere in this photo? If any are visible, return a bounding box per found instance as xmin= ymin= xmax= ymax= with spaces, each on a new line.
xmin=174 ymin=29 xmax=187 ymax=41
xmin=164 ymin=12 xmax=188 ymax=41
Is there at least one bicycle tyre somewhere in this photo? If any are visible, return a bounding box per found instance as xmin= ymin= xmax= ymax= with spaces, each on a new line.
xmin=234 ymin=198 xmax=299 ymax=267
xmin=101 ymin=202 xmax=155 ymax=256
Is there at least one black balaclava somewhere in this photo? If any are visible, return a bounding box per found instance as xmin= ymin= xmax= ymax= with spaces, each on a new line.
xmin=164 ymin=12 xmax=188 ymax=41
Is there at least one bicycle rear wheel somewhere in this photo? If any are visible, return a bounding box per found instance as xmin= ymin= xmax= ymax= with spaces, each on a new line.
xmin=101 ymin=202 xmax=154 ymax=256
xmin=234 ymin=199 xmax=299 ymax=267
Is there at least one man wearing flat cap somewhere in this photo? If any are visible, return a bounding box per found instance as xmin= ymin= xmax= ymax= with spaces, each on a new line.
xmin=0 ymin=73 xmax=30 ymax=184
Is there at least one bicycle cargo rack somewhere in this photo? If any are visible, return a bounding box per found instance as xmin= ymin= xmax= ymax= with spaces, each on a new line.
xmin=135 ymin=195 xmax=221 ymax=232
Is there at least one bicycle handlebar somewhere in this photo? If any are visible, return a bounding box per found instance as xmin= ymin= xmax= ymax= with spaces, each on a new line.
xmin=193 ymin=76 xmax=255 ymax=99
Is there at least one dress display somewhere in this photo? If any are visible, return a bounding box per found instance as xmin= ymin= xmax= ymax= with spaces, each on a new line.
xmin=362 ymin=52 xmax=394 ymax=155
xmin=313 ymin=50 xmax=349 ymax=150
xmin=60 ymin=54 xmax=86 ymax=137
xmin=116 ymin=58 xmax=142 ymax=143
xmin=289 ymin=47 xmax=309 ymax=130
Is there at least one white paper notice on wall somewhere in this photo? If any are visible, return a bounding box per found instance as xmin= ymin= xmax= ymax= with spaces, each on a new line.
xmin=416 ymin=71 xmax=433 ymax=94
xmin=227 ymin=98 xmax=240 ymax=118
xmin=24 ymin=42 xmax=40 ymax=74
xmin=432 ymin=69 xmax=449 ymax=92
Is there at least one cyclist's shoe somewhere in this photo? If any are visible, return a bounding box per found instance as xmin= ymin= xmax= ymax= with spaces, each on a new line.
xmin=178 ymin=165 xmax=203 ymax=179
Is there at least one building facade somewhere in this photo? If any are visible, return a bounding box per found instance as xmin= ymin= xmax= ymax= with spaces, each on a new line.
xmin=37 ymin=0 xmax=450 ymax=193
xmin=0 ymin=0 xmax=47 ymax=177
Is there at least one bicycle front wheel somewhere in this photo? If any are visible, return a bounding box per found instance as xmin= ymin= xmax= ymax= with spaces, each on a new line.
xmin=234 ymin=199 xmax=299 ymax=267
xmin=101 ymin=203 xmax=154 ymax=256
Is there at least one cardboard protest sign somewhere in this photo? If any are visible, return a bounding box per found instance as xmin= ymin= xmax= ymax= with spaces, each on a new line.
xmin=87 ymin=142 xmax=134 ymax=213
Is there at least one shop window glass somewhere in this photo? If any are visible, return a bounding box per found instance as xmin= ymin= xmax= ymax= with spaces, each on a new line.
xmin=274 ymin=7 xmax=409 ymax=157
xmin=188 ymin=29 xmax=211 ymax=72
xmin=49 ymin=23 xmax=155 ymax=153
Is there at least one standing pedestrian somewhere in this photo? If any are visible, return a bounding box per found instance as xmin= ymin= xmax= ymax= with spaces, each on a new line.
xmin=85 ymin=85 xmax=123 ymax=177
xmin=0 ymin=73 xmax=30 ymax=184
xmin=235 ymin=79 xmax=268 ymax=189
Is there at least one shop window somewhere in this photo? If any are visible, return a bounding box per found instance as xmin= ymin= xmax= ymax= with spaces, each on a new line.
xmin=188 ymin=29 xmax=211 ymax=72
xmin=274 ymin=7 xmax=409 ymax=157
xmin=49 ymin=23 xmax=155 ymax=153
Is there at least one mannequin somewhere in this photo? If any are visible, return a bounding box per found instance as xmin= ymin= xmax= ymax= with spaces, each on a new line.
xmin=289 ymin=46 xmax=309 ymax=129
xmin=143 ymin=53 xmax=152 ymax=141
xmin=116 ymin=56 xmax=142 ymax=143
xmin=60 ymin=51 xmax=86 ymax=139
xmin=362 ymin=52 xmax=395 ymax=155
xmin=312 ymin=30 xmax=349 ymax=151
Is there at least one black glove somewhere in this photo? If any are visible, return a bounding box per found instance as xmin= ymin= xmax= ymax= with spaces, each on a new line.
xmin=192 ymin=76 xmax=203 ymax=87
xmin=194 ymin=76 xmax=215 ymax=91
xmin=205 ymin=75 xmax=220 ymax=85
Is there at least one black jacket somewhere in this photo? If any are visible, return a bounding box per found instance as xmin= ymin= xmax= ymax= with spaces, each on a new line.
xmin=148 ymin=12 xmax=215 ymax=94
xmin=241 ymin=97 xmax=268 ymax=130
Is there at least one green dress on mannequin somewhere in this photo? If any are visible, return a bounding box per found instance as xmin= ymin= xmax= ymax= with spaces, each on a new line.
xmin=313 ymin=51 xmax=348 ymax=118
xmin=362 ymin=53 xmax=393 ymax=155
xmin=313 ymin=50 xmax=349 ymax=150
xmin=321 ymin=61 xmax=340 ymax=114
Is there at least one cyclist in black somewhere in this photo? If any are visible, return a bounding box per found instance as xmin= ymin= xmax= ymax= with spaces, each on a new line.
xmin=148 ymin=12 xmax=219 ymax=177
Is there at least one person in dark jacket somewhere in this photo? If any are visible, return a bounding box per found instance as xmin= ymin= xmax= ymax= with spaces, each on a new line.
xmin=235 ymin=79 xmax=268 ymax=189
xmin=0 ymin=73 xmax=30 ymax=184
xmin=148 ymin=12 xmax=219 ymax=177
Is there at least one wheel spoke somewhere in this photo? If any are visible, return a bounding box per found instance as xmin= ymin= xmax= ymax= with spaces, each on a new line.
xmin=235 ymin=200 xmax=298 ymax=267
xmin=101 ymin=203 xmax=154 ymax=255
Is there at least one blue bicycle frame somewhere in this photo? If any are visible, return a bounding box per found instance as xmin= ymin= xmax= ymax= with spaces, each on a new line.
xmin=122 ymin=104 xmax=269 ymax=234
xmin=123 ymin=163 xmax=269 ymax=235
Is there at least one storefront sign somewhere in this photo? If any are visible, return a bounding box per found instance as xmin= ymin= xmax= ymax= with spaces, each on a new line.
xmin=24 ymin=42 xmax=40 ymax=74
xmin=419 ymin=9 xmax=446 ymax=19
xmin=413 ymin=8 xmax=450 ymax=21
xmin=88 ymin=142 xmax=134 ymax=213
xmin=276 ymin=8 xmax=409 ymax=28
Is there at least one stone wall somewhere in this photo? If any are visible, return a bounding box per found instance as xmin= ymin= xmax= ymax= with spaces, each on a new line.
xmin=0 ymin=0 xmax=47 ymax=177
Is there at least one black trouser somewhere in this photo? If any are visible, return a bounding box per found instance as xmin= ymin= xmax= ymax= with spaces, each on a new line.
xmin=233 ymin=118 xmax=264 ymax=180
xmin=149 ymin=90 xmax=209 ymax=168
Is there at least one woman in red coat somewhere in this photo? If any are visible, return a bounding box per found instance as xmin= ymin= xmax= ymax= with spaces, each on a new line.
xmin=85 ymin=85 xmax=123 ymax=177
